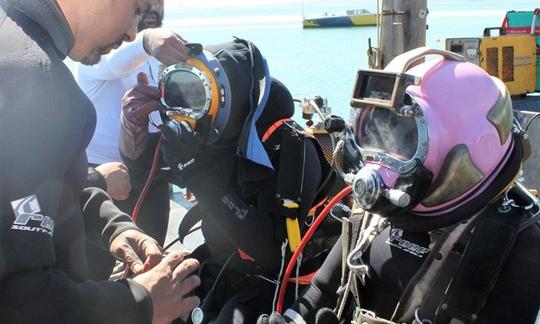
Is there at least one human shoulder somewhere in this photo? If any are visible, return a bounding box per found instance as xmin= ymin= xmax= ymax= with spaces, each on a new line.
xmin=0 ymin=9 xmax=59 ymax=75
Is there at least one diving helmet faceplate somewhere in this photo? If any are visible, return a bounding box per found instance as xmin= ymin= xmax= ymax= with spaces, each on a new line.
xmin=159 ymin=49 xmax=232 ymax=145
xmin=350 ymin=47 xmax=514 ymax=216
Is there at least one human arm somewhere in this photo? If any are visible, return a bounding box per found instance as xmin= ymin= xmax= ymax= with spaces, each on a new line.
xmin=87 ymin=165 xmax=108 ymax=191
xmin=0 ymin=65 xmax=191 ymax=323
xmin=0 ymin=128 xmax=154 ymax=323
xmin=81 ymin=187 xmax=201 ymax=322
xmin=81 ymin=186 xmax=202 ymax=322
xmin=76 ymin=28 xmax=189 ymax=81
xmin=80 ymin=187 xmax=162 ymax=274
xmin=0 ymin=149 xmax=195 ymax=323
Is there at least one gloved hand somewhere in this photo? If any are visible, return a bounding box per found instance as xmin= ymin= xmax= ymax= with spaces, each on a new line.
xmin=257 ymin=312 xmax=291 ymax=324
xmin=257 ymin=309 xmax=339 ymax=324
xmin=122 ymin=72 xmax=162 ymax=127
xmin=159 ymin=119 xmax=203 ymax=183
xmin=120 ymin=72 xmax=162 ymax=160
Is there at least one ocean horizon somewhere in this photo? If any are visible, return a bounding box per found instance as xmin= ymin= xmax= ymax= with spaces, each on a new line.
xmin=161 ymin=0 xmax=536 ymax=119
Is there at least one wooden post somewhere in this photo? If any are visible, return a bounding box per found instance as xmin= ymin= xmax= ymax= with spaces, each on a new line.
xmin=406 ymin=0 xmax=428 ymax=51
xmin=380 ymin=0 xmax=396 ymax=68
xmin=380 ymin=0 xmax=428 ymax=68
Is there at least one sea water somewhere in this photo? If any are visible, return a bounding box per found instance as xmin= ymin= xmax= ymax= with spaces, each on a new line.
xmin=163 ymin=0 xmax=536 ymax=119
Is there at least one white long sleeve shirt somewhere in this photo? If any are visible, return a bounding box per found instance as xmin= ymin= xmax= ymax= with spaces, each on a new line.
xmin=71 ymin=33 xmax=162 ymax=164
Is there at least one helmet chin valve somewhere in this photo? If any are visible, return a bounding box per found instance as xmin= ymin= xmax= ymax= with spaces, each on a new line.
xmin=351 ymin=168 xmax=410 ymax=210
xmin=351 ymin=168 xmax=382 ymax=209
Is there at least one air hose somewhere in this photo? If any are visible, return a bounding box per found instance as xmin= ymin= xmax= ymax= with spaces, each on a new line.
xmin=131 ymin=134 xmax=163 ymax=222
xmin=122 ymin=134 xmax=163 ymax=278
xmin=275 ymin=186 xmax=352 ymax=314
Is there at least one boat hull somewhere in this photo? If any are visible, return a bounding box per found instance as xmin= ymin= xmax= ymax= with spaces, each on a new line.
xmin=303 ymin=13 xmax=377 ymax=28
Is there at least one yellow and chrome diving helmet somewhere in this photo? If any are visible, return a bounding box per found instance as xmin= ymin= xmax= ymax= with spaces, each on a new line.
xmin=159 ymin=44 xmax=232 ymax=145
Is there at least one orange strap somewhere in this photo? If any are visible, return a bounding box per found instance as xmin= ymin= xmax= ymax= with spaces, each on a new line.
xmin=238 ymin=249 xmax=255 ymax=261
xmin=309 ymin=197 xmax=327 ymax=215
xmin=287 ymin=271 xmax=317 ymax=285
xmin=262 ymin=118 xmax=292 ymax=142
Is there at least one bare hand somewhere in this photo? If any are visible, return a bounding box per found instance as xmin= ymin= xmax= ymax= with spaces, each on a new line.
xmin=95 ymin=162 xmax=132 ymax=200
xmin=110 ymin=229 xmax=163 ymax=275
xmin=134 ymin=251 xmax=201 ymax=324
xmin=142 ymin=28 xmax=190 ymax=65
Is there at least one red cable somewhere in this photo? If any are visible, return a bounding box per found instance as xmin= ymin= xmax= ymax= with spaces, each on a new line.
xmin=275 ymin=186 xmax=352 ymax=314
xmin=131 ymin=134 xmax=164 ymax=223
xmin=122 ymin=134 xmax=164 ymax=278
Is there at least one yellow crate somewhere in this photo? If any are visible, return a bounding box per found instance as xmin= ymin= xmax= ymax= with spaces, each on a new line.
xmin=446 ymin=33 xmax=536 ymax=96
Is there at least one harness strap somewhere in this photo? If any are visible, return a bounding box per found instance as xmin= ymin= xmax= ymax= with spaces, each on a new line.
xmin=434 ymin=203 xmax=524 ymax=324
xmin=392 ymin=201 xmax=525 ymax=324
xmin=264 ymin=119 xmax=307 ymax=252
xmin=391 ymin=215 xmax=477 ymax=322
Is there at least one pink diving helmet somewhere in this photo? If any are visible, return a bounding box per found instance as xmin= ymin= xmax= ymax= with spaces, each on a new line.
xmin=350 ymin=47 xmax=514 ymax=216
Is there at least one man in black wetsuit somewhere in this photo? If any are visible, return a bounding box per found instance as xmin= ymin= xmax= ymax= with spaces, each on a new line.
xmin=258 ymin=48 xmax=540 ymax=324
xmin=120 ymin=38 xmax=341 ymax=323
xmin=0 ymin=0 xmax=200 ymax=323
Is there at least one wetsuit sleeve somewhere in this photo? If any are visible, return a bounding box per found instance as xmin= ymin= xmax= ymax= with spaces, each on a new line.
xmin=87 ymin=166 xmax=108 ymax=191
xmin=285 ymin=237 xmax=343 ymax=323
xmin=75 ymin=32 xmax=150 ymax=81
xmin=81 ymin=187 xmax=143 ymax=249
xmin=0 ymin=269 xmax=153 ymax=323
xmin=0 ymin=161 xmax=153 ymax=323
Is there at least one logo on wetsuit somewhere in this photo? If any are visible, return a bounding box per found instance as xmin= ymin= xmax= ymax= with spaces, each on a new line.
xmin=221 ymin=193 xmax=249 ymax=220
xmin=386 ymin=228 xmax=429 ymax=258
xmin=10 ymin=194 xmax=54 ymax=237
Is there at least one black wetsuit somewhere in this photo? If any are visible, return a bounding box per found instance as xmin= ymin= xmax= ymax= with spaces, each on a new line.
xmin=288 ymin=220 xmax=540 ymax=323
xmin=87 ymin=135 xmax=171 ymax=281
xmin=0 ymin=0 xmax=152 ymax=322
xmin=175 ymin=136 xmax=323 ymax=323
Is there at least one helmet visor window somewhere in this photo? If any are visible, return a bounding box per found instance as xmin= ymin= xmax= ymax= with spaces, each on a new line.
xmin=356 ymin=108 xmax=418 ymax=161
xmin=163 ymin=70 xmax=207 ymax=113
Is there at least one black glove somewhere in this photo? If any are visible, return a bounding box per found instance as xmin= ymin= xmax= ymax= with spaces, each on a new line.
xmin=159 ymin=119 xmax=206 ymax=186
xmin=160 ymin=119 xmax=199 ymax=168
xmin=315 ymin=308 xmax=339 ymax=324
xmin=257 ymin=312 xmax=291 ymax=324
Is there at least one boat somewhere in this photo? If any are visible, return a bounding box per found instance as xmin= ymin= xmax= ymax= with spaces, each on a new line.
xmin=303 ymin=9 xmax=377 ymax=28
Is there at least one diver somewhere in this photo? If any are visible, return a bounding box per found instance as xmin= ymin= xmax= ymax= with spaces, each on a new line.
xmin=120 ymin=38 xmax=343 ymax=323
xmin=257 ymin=48 xmax=540 ymax=324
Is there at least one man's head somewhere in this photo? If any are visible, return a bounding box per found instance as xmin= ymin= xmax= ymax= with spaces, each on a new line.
xmin=138 ymin=0 xmax=164 ymax=30
xmin=57 ymin=0 xmax=156 ymax=65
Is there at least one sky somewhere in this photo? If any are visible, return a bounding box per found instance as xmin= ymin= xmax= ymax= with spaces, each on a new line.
xmin=166 ymin=0 xmax=302 ymax=9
